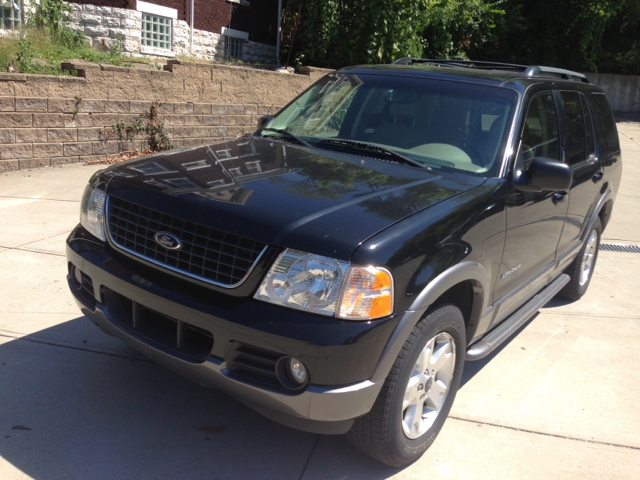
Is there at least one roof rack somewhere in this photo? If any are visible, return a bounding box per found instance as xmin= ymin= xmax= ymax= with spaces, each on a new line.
xmin=391 ymin=58 xmax=590 ymax=83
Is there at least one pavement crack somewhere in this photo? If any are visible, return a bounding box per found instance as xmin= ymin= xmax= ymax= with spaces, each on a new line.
xmin=449 ymin=416 xmax=640 ymax=451
xmin=298 ymin=435 xmax=321 ymax=480
xmin=618 ymin=130 xmax=640 ymax=146
xmin=0 ymin=195 xmax=80 ymax=203
xmin=1 ymin=312 xmax=80 ymax=315
xmin=538 ymin=312 xmax=640 ymax=320
xmin=15 ymin=229 xmax=71 ymax=249
xmin=0 ymin=332 xmax=152 ymax=363
xmin=0 ymin=246 xmax=65 ymax=257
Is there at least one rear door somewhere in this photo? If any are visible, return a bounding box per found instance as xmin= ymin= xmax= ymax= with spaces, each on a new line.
xmin=555 ymin=90 xmax=604 ymax=257
xmin=494 ymin=89 xmax=568 ymax=323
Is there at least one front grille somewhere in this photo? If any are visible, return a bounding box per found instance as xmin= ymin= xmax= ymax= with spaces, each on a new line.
xmin=106 ymin=196 xmax=267 ymax=287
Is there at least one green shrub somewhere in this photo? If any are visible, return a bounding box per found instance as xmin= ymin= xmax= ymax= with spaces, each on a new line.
xmin=0 ymin=0 xmax=147 ymax=74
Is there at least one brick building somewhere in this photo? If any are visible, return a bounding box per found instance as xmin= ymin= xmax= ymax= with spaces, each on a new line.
xmin=2 ymin=0 xmax=280 ymax=64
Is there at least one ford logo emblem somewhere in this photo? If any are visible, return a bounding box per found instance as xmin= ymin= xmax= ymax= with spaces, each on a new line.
xmin=154 ymin=232 xmax=182 ymax=251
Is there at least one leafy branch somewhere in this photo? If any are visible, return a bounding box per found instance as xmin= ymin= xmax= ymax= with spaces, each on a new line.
xmin=102 ymin=101 xmax=174 ymax=154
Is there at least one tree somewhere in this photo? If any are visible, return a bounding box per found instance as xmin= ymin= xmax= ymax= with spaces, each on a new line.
xmin=284 ymin=0 xmax=430 ymax=68
xmin=474 ymin=0 xmax=639 ymax=74
xmin=422 ymin=0 xmax=505 ymax=60
xmin=285 ymin=0 xmax=639 ymax=74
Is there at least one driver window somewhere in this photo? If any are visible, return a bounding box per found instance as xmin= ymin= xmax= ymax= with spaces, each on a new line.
xmin=521 ymin=93 xmax=560 ymax=169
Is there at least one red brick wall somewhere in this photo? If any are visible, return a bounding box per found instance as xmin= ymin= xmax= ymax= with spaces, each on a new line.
xmin=147 ymin=0 xmax=187 ymax=22
xmin=73 ymin=0 xmax=132 ymax=9
xmin=71 ymin=1 xmax=279 ymax=46
xmin=202 ymin=0 xmax=279 ymax=46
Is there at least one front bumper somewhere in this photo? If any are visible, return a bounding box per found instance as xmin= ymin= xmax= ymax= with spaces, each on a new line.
xmin=66 ymin=226 xmax=402 ymax=434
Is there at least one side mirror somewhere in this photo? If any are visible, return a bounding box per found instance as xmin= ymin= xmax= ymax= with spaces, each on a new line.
xmin=257 ymin=115 xmax=274 ymax=130
xmin=514 ymin=157 xmax=572 ymax=193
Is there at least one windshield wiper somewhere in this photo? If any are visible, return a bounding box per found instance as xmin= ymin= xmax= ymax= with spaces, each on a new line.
xmin=318 ymin=139 xmax=429 ymax=169
xmin=257 ymin=128 xmax=314 ymax=148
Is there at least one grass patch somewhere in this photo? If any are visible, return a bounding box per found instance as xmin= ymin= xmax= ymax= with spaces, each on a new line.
xmin=0 ymin=0 xmax=148 ymax=74
xmin=0 ymin=28 xmax=144 ymax=75
xmin=174 ymin=52 xmax=269 ymax=70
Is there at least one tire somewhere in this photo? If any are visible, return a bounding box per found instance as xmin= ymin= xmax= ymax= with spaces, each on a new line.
xmin=559 ymin=217 xmax=601 ymax=301
xmin=346 ymin=304 xmax=466 ymax=467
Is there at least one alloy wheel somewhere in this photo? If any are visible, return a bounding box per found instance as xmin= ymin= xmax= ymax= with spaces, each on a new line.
xmin=401 ymin=332 xmax=456 ymax=439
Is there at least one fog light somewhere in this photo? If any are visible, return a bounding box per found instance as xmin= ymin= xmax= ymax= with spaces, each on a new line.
xmin=74 ymin=266 xmax=83 ymax=286
xmin=288 ymin=358 xmax=307 ymax=384
xmin=70 ymin=264 xmax=82 ymax=289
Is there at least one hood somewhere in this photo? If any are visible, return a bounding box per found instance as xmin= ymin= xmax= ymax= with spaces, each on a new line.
xmin=100 ymin=137 xmax=483 ymax=260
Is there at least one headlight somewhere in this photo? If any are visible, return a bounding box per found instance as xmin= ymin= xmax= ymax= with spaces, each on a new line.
xmin=254 ymin=249 xmax=394 ymax=320
xmin=80 ymin=185 xmax=106 ymax=241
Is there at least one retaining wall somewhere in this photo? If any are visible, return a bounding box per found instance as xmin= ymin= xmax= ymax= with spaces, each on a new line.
xmin=0 ymin=61 xmax=331 ymax=172
xmin=586 ymin=73 xmax=640 ymax=114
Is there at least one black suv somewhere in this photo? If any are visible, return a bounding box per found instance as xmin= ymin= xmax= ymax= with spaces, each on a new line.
xmin=67 ymin=59 xmax=621 ymax=466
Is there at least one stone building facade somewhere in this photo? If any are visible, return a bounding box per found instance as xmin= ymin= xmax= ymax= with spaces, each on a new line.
xmin=1 ymin=0 xmax=279 ymax=65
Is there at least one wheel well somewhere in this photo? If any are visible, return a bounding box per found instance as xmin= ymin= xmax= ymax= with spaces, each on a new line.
xmin=429 ymin=280 xmax=477 ymax=343
xmin=599 ymin=199 xmax=614 ymax=232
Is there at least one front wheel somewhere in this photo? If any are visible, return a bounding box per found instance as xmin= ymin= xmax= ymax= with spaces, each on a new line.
xmin=346 ymin=304 xmax=466 ymax=467
xmin=559 ymin=217 xmax=601 ymax=301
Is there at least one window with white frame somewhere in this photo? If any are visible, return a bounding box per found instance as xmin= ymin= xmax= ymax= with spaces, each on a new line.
xmin=225 ymin=36 xmax=243 ymax=60
xmin=1 ymin=0 xmax=21 ymax=29
xmin=245 ymin=161 xmax=262 ymax=174
xmin=142 ymin=13 xmax=172 ymax=50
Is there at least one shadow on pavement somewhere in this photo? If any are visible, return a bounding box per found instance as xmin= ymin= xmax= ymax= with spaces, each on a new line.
xmin=0 ymin=317 xmax=330 ymax=480
xmin=460 ymin=292 xmax=579 ymax=388
xmin=459 ymin=296 xmax=572 ymax=388
xmin=0 ymin=296 xmax=576 ymax=479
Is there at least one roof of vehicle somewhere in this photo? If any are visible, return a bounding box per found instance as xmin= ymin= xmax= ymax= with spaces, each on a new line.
xmin=338 ymin=59 xmax=594 ymax=90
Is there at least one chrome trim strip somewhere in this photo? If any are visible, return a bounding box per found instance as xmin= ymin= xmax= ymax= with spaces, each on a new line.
xmin=105 ymin=196 xmax=269 ymax=289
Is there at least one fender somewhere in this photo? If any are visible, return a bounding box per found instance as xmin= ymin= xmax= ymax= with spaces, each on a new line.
xmin=581 ymin=189 xmax=613 ymax=242
xmin=370 ymin=261 xmax=491 ymax=383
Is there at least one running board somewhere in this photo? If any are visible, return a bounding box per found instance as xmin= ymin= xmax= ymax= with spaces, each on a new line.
xmin=466 ymin=274 xmax=570 ymax=361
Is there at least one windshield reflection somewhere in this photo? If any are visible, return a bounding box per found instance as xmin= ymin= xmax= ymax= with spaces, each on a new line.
xmin=265 ymin=72 xmax=517 ymax=177
xmin=103 ymin=141 xmax=288 ymax=205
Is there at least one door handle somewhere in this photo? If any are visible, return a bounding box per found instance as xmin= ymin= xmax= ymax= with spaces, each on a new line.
xmin=552 ymin=191 xmax=567 ymax=205
xmin=592 ymin=171 xmax=604 ymax=183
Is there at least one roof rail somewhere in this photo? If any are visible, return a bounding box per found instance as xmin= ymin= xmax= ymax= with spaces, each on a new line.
xmin=391 ymin=58 xmax=590 ymax=83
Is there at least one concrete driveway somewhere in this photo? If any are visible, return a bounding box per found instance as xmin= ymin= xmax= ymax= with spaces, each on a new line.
xmin=1 ymin=122 xmax=639 ymax=479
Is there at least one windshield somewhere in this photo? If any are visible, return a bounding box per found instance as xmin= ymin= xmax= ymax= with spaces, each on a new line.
xmin=264 ymin=73 xmax=517 ymax=177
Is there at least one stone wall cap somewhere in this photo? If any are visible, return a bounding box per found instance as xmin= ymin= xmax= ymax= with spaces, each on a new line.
xmin=61 ymin=60 xmax=101 ymax=71
xmin=0 ymin=73 xmax=27 ymax=82
xmin=298 ymin=66 xmax=335 ymax=75
xmin=100 ymin=64 xmax=130 ymax=73
xmin=166 ymin=59 xmax=316 ymax=78
xmin=26 ymin=74 xmax=60 ymax=83
xmin=59 ymin=76 xmax=87 ymax=84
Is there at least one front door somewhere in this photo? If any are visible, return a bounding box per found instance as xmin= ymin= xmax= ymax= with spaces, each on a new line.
xmin=555 ymin=91 xmax=604 ymax=256
xmin=494 ymin=90 xmax=568 ymax=322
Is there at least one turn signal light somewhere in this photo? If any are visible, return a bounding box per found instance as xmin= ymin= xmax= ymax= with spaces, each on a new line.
xmin=338 ymin=266 xmax=393 ymax=320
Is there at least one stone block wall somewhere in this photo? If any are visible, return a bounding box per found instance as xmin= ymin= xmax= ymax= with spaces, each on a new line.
xmin=0 ymin=61 xmax=333 ymax=172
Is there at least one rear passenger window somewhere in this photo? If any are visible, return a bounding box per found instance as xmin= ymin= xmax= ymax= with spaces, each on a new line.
xmin=521 ymin=92 xmax=560 ymax=166
xmin=560 ymin=91 xmax=588 ymax=165
xmin=590 ymin=93 xmax=620 ymax=153
xmin=579 ymin=95 xmax=596 ymax=159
